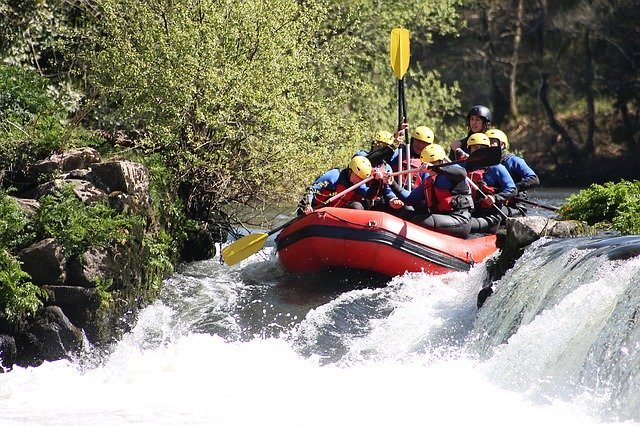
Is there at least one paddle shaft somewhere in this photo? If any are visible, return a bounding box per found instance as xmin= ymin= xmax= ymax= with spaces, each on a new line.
xmin=466 ymin=178 xmax=509 ymax=220
xmin=401 ymin=82 xmax=411 ymax=190
xmin=397 ymin=80 xmax=405 ymax=187
xmin=513 ymin=196 xmax=558 ymax=211
xmin=389 ymin=158 xmax=467 ymax=178
xmin=390 ymin=28 xmax=410 ymax=188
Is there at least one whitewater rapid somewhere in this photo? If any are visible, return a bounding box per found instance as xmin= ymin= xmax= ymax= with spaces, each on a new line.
xmin=1 ymin=234 xmax=640 ymax=425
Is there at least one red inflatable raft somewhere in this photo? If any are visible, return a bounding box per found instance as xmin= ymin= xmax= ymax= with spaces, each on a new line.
xmin=275 ymin=207 xmax=499 ymax=277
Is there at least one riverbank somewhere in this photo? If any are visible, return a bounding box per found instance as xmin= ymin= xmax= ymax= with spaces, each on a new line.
xmin=0 ymin=147 xmax=222 ymax=370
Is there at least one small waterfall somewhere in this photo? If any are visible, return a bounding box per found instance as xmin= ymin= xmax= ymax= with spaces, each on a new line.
xmin=469 ymin=235 xmax=640 ymax=422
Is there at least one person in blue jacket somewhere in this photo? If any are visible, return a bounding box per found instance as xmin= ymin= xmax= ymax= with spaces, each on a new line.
xmin=297 ymin=155 xmax=373 ymax=216
xmin=485 ymin=129 xmax=540 ymax=217
xmin=465 ymin=133 xmax=516 ymax=234
xmin=380 ymin=143 xmax=474 ymax=238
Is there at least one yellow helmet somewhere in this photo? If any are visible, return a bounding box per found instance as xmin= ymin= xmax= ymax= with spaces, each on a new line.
xmin=420 ymin=144 xmax=448 ymax=163
xmin=467 ymin=132 xmax=491 ymax=147
xmin=411 ymin=126 xmax=435 ymax=144
xmin=372 ymin=130 xmax=395 ymax=147
xmin=485 ymin=129 xmax=509 ymax=149
xmin=348 ymin=156 xmax=372 ymax=179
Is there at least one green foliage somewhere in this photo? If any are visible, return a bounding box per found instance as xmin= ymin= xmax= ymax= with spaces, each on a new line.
xmin=0 ymin=65 xmax=100 ymax=183
xmin=138 ymin=153 xmax=185 ymax=229
xmin=0 ymin=0 xmax=98 ymax=100
xmin=0 ymin=249 xmax=46 ymax=320
xmin=78 ymin=0 xmax=464 ymax=226
xmin=34 ymin=185 xmax=142 ymax=258
xmin=559 ymin=180 xmax=640 ymax=234
xmin=0 ymin=65 xmax=63 ymax=174
xmin=0 ymin=192 xmax=35 ymax=251
xmin=82 ymin=0 xmax=362 ymax=208
xmin=319 ymin=0 xmax=464 ymax=133
xmin=143 ymin=229 xmax=174 ymax=298
xmin=0 ymin=64 xmax=59 ymax=123
xmin=94 ymin=277 xmax=114 ymax=310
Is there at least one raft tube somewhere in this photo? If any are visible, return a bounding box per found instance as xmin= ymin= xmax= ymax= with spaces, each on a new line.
xmin=275 ymin=207 xmax=499 ymax=277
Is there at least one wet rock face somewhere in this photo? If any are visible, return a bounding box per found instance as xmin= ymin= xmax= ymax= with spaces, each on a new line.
xmin=14 ymin=306 xmax=85 ymax=367
xmin=2 ymin=145 xmax=217 ymax=369
xmin=30 ymin=147 xmax=102 ymax=176
xmin=490 ymin=216 xmax=597 ymax=280
xmin=1 ymin=148 xmax=159 ymax=369
xmin=0 ymin=335 xmax=17 ymax=372
xmin=19 ymin=238 xmax=66 ymax=286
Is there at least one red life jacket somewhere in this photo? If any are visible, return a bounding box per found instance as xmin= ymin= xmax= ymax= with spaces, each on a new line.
xmin=467 ymin=169 xmax=496 ymax=209
xmin=313 ymin=182 xmax=358 ymax=208
xmin=422 ymin=172 xmax=455 ymax=213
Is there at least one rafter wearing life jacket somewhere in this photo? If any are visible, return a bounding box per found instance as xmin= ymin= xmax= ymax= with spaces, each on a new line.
xmin=296 ymin=156 xmax=373 ymax=216
xmin=352 ymin=130 xmax=399 ymax=207
xmin=485 ymin=128 xmax=540 ymax=196
xmin=422 ymin=171 xmax=456 ymax=212
xmin=310 ymin=169 xmax=366 ymax=208
xmin=465 ymin=133 xmax=517 ymax=210
xmin=385 ymin=143 xmax=474 ymax=239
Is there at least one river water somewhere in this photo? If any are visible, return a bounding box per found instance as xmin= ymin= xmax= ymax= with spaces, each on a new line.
xmin=2 ymin=188 xmax=640 ymax=425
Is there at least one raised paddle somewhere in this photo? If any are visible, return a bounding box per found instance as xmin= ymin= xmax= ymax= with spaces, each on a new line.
xmin=390 ymin=28 xmax=410 ymax=188
xmin=388 ymin=145 xmax=501 ymax=178
xmin=513 ymin=196 xmax=559 ymax=212
xmin=222 ymin=175 xmax=375 ymax=266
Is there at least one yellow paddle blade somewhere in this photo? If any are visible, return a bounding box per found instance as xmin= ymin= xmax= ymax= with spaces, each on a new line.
xmin=221 ymin=233 xmax=269 ymax=266
xmin=389 ymin=28 xmax=410 ymax=79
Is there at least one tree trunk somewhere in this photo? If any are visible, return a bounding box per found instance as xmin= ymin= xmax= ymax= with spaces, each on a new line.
xmin=618 ymin=97 xmax=638 ymax=153
xmin=509 ymin=0 xmax=524 ymax=119
xmin=538 ymin=72 xmax=580 ymax=162
xmin=584 ymin=28 xmax=596 ymax=155
xmin=535 ymin=0 xmax=581 ymax=167
xmin=482 ymin=7 xmax=508 ymax=124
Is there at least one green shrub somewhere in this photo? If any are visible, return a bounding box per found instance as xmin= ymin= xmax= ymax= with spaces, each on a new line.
xmin=94 ymin=277 xmax=114 ymax=310
xmin=0 ymin=65 xmax=104 ymax=184
xmin=0 ymin=192 xmax=35 ymax=251
xmin=0 ymin=64 xmax=59 ymax=124
xmin=34 ymin=185 xmax=142 ymax=258
xmin=143 ymin=229 xmax=174 ymax=298
xmin=0 ymin=249 xmax=46 ymax=320
xmin=559 ymin=180 xmax=640 ymax=234
xmin=0 ymin=64 xmax=68 ymax=180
